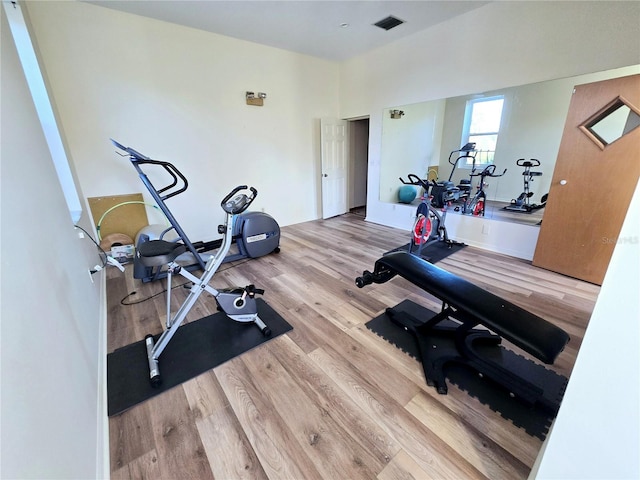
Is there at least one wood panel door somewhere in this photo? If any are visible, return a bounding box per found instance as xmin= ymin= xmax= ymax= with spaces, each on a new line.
xmin=533 ymin=73 xmax=640 ymax=284
xmin=321 ymin=118 xmax=348 ymax=219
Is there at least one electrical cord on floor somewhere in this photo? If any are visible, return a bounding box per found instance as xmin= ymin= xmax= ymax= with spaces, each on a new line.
xmin=119 ymin=257 xmax=253 ymax=305
xmin=120 ymin=281 xmax=191 ymax=305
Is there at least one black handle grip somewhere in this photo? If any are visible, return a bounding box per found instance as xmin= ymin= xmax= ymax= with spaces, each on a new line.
xmin=134 ymin=159 xmax=189 ymax=200
xmin=399 ymin=174 xmax=431 ymax=190
xmin=221 ymin=185 xmax=248 ymax=205
xmin=112 ymin=140 xmax=189 ymax=200
xmin=471 ymin=164 xmax=507 ymax=178
xmin=517 ymin=158 xmax=541 ymax=167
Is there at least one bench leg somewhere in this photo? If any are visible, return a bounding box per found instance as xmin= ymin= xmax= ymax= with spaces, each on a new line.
xmin=386 ymin=307 xmax=483 ymax=394
xmin=384 ymin=304 xmax=561 ymax=412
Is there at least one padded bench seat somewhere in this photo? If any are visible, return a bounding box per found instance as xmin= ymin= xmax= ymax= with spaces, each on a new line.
xmin=372 ymin=251 xmax=569 ymax=364
xmin=356 ymin=251 xmax=570 ymax=410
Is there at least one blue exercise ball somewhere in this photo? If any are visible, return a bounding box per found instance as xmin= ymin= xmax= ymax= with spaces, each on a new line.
xmin=397 ymin=185 xmax=417 ymax=204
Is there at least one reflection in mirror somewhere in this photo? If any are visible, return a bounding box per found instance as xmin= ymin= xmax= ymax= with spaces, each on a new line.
xmin=379 ymin=65 xmax=640 ymax=226
xmin=380 ymin=99 xmax=445 ymax=203
xmin=583 ymin=99 xmax=640 ymax=148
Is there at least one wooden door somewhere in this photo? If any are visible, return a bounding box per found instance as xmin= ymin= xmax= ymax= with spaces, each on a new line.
xmin=321 ymin=118 xmax=348 ymax=219
xmin=533 ymin=74 xmax=640 ymax=284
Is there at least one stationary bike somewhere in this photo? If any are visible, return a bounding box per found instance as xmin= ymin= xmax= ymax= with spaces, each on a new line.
xmin=136 ymin=185 xmax=271 ymax=387
xmin=399 ymin=174 xmax=462 ymax=258
xmin=503 ymin=158 xmax=548 ymax=213
xmin=458 ymin=164 xmax=507 ymax=216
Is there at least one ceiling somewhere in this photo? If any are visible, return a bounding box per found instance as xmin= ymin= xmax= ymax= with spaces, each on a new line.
xmin=86 ymin=1 xmax=489 ymax=61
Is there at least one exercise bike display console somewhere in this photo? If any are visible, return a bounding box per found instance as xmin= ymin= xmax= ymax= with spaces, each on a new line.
xmin=110 ymin=139 xmax=280 ymax=282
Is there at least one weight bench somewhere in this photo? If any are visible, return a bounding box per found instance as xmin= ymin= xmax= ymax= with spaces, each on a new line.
xmin=355 ymin=251 xmax=570 ymax=413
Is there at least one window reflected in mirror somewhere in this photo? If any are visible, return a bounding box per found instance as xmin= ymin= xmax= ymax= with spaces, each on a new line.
xmin=463 ymin=96 xmax=504 ymax=166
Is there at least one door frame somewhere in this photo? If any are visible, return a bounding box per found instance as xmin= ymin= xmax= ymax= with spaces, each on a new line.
xmin=320 ymin=116 xmax=370 ymax=219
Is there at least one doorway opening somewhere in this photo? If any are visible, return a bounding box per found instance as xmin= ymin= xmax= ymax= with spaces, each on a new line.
xmin=348 ymin=117 xmax=369 ymax=218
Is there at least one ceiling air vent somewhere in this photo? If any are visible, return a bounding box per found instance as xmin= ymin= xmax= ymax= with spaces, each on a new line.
xmin=374 ymin=15 xmax=405 ymax=31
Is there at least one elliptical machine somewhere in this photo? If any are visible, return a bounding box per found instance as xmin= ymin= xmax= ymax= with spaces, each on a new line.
xmin=137 ymin=185 xmax=271 ymax=387
xmin=111 ymin=139 xmax=280 ymax=282
xmin=430 ymin=142 xmax=477 ymax=208
xmin=503 ymin=158 xmax=548 ymax=213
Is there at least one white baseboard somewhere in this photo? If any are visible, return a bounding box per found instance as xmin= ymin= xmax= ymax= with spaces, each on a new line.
xmin=95 ymin=269 xmax=110 ymax=479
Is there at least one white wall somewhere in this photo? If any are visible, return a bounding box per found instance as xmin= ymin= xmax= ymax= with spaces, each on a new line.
xmin=1 ymin=5 xmax=106 ymax=478
xmin=24 ymin=1 xmax=340 ymax=243
xmin=532 ymin=177 xmax=640 ymax=477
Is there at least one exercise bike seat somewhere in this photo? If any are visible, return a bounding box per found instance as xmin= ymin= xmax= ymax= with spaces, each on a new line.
xmin=137 ymin=240 xmax=188 ymax=267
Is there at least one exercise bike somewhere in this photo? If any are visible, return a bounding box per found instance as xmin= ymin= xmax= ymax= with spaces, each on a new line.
xmin=457 ymin=164 xmax=507 ymax=216
xmin=136 ymin=185 xmax=271 ymax=387
xmin=503 ymin=158 xmax=548 ymax=213
xmin=111 ymin=139 xmax=280 ymax=283
xmin=400 ymin=174 xmax=462 ymax=258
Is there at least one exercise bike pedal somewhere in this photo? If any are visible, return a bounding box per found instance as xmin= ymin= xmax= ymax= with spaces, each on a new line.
xmin=245 ymin=284 xmax=265 ymax=296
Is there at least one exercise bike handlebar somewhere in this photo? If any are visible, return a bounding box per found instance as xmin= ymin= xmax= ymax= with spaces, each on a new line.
xmin=399 ymin=174 xmax=435 ymax=191
xmin=470 ymin=164 xmax=507 ymax=178
xmin=516 ymin=158 xmax=540 ymax=167
xmin=221 ymin=186 xmax=258 ymax=215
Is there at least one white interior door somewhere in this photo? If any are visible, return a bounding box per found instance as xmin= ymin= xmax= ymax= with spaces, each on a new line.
xmin=321 ymin=118 xmax=348 ymax=219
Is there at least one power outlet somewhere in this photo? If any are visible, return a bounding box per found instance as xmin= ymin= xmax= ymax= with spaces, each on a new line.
xmin=482 ymin=224 xmax=490 ymax=235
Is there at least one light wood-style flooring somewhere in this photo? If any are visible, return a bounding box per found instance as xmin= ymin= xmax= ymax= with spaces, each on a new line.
xmin=107 ymin=213 xmax=599 ymax=479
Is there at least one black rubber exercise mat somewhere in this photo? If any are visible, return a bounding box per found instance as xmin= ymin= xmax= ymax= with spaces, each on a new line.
xmin=107 ymin=299 xmax=292 ymax=416
xmin=385 ymin=241 xmax=466 ymax=264
xmin=366 ymin=300 xmax=567 ymax=440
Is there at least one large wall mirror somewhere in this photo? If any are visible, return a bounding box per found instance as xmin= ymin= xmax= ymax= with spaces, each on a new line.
xmin=380 ymin=65 xmax=640 ymax=226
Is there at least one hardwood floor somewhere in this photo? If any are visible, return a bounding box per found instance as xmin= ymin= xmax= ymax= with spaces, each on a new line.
xmin=107 ymin=213 xmax=599 ymax=479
